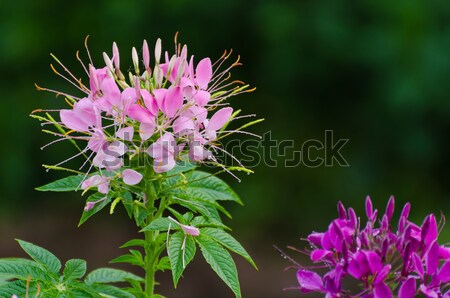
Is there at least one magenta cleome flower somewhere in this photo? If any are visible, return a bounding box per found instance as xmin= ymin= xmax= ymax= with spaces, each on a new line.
xmin=290 ymin=196 xmax=450 ymax=298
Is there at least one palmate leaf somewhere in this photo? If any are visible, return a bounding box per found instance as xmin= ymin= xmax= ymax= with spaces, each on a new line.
xmin=200 ymin=228 xmax=257 ymax=269
xmin=168 ymin=231 xmax=196 ymax=287
xmin=141 ymin=217 xmax=181 ymax=232
xmin=196 ymin=235 xmax=241 ymax=298
xmin=36 ymin=174 xmax=84 ymax=192
xmin=17 ymin=239 xmax=61 ymax=274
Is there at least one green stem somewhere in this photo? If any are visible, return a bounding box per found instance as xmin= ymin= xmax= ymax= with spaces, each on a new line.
xmin=144 ymin=166 xmax=157 ymax=298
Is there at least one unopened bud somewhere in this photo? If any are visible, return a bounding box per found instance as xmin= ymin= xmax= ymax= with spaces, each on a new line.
xmin=143 ymin=39 xmax=150 ymax=70
xmin=132 ymin=47 xmax=139 ymax=74
xmin=155 ymin=38 xmax=162 ymax=64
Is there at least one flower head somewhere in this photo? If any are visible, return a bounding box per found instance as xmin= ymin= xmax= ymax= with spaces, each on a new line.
xmin=285 ymin=197 xmax=450 ymax=298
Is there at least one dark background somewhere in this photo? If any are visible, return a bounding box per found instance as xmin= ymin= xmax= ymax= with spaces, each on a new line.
xmin=1 ymin=1 xmax=450 ymax=297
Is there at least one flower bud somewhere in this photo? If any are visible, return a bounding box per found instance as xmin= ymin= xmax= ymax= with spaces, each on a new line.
xmin=132 ymin=47 xmax=139 ymax=74
xmin=155 ymin=38 xmax=162 ymax=64
xmin=112 ymin=42 xmax=120 ymax=70
xmin=143 ymin=39 xmax=150 ymax=70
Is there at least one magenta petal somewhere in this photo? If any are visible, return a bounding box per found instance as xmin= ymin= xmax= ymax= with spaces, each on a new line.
xmin=311 ymin=249 xmax=331 ymax=262
xmin=60 ymin=110 xmax=89 ymax=132
xmin=398 ymin=277 xmax=416 ymax=298
xmin=128 ymin=104 xmax=154 ymax=123
xmin=365 ymin=251 xmax=383 ymax=274
xmin=422 ymin=214 xmax=438 ymax=246
xmin=193 ymin=90 xmax=211 ymax=106
xmin=164 ymin=86 xmax=183 ymax=117
xmin=438 ymin=261 xmax=450 ymax=283
xmin=296 ymin=270 xmax=323 ymax=292
xmin=374 ymin=282 xmax=392 ymax=298
xmin=208 ymin=107 xmax=233 ymax=131
xmin=141 ymin=89 xmax=159 ymax=116
xmin=97 ymin=179 xmax=109 ymax=194
xmin=116 ymin=126 xmax=134 ymax=141
xmin=412 ymin=253 xmax=424 ymax=278
xmin=195 ymin=58 xmax=212 ymax=89
xmin=426 ymin=241 xmax=440 ymax=275
xmin=88 ymin=129 xmax=106 ymax=152
xmin=122 ymin=169 xmax=143 ymax=185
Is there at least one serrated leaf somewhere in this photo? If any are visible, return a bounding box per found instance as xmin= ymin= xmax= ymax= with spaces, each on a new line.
xmin=85 ymin=268 xmax=143 ymax=285
xmin=63 ymin=259 xmax=87 ymax=280
xmin=168 ymin=231 xmax=196 ymax=287
xmin=78 ymin=193 xmax=110 ymax=226
xmin=167 ymin=160 xmax=197 ymax=175
xmin=0 ymin=258 xmax=47 ymax=280
xmin=196 ymin=235 xmax=241 ymax=298
xmin=201 ymin=228 xmax=257 ymax=269
xmin=167 ymin=171 xmax=242 ymax=204
xmin=36 ymin=174 xmax=84 ymax=192
xmin=191 ymin=216 xmax=230 ymax=230
xmin=141 ymin=217 xmax=180 ymax=232
xmin=91 ymin=284 xmax=136 ymax=298
xmin=110 ymin=252 xmax=144 ymax=267
xmin=17 ymin=239 xmax=61 ymax=274
xmin=120 ymin=239 xmax=146 ymax=248
xmin=156 ymin=256 xmax=171 ymax=272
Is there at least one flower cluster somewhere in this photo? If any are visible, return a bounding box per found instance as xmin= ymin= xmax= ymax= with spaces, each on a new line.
xmin=292 ymin=197 xmax=450 ymax=298
xmin=33 ymin=36 xmax=256 ymax=210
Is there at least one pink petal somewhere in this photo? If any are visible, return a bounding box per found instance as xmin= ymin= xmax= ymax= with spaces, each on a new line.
xmin=108 ymin=141 xmax=127 ymax=156
xmin=121 ymin=87 xmax=138 ymax=111
xmin=128 ymin=104 xmax=154 ymax=123
xmin=193 ymin=90 xmax=211 ymax=106
xmin=398 ymin=277 xmax=416 ymax=298
xmin=101 ymin=78 xmax=121 ymax=107
xmin=139 ymin=122 xmax=155 ymax=141
xmin=207 ymin=107 xmax=233 ymax=131
xmin=122 ymin=169 xmax=143 ymax=185
xmin=195 ymin=58 xmax=212 ymax=89
xmin=81 ymin=175 xmax=102 ymax=190
xmin=296 ymin=270 xmax=323 ymax=292
xmin=97 ymin=179 xmax=110 ymax=194
xmin=75 ymin=98 xmax=97 ymax=126
xmin=60 ymin=110 xmax=89 ymax=132
xmin=116 ymin=126 xmax=134 ymax=141
xmin=88 ymin=129 xmax=106 ymax=152
xmin=141 ymin=89 xmax=159 ymax=116
xmin=153 ymin=156 xmax=176 ymax=173
xmin=164 ymin=86 xmax=183 ymax=117
xmin=181 ymin=224 xmax=200 ymax=236
xmin=153 ymin=88 xmax=167 ymax=111
xmin=173 ymin=116 xmax=195 ymax=133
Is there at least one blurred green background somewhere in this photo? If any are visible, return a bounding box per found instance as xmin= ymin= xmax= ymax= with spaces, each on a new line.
xmin=1 ymin=0 xmax=450 ymax=297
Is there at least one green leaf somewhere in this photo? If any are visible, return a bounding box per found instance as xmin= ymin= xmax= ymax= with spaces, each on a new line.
xmin=85 ymin=268 xmax=143 ymax=285
xmin=191 ymin=216 xmax=230 ymax=230
xmin=17 ymin=239 xmax=61 ymax=274
xmin=36 ymin=174 xmax=84 ymax=192
xmin=0 ymin=258 xmax=47 ymax=280
xmin=156 ymin=256 xmax=171 ymax=272
xmin=141 ymin=217 xmax=180 ymax=232
xmin=91 ymin=284 xmax=136 ymax=298
xmin=168 ymin=231 xmax=196 ymax=287
xmin=63 ymin=259 xmax=87 ymax=280
xmin=78 ymin=193 xmax=110 ymax=226
xmin=196 ymin=235 xmax=241 ymax=298
xmin=110 ymin=251 xmax=145 ymax=267
xmin=201 ymin=228 xmax=257 ymax=269
xmin=167 ymin=160 xmax=197 ymax=175
xmin=0 ymin=280 xmax=27 ymax=297
xmin=120 ymin=239 xmax=146 ymax=248
xmin=168 ymin=171 xmax=242 ymax=204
